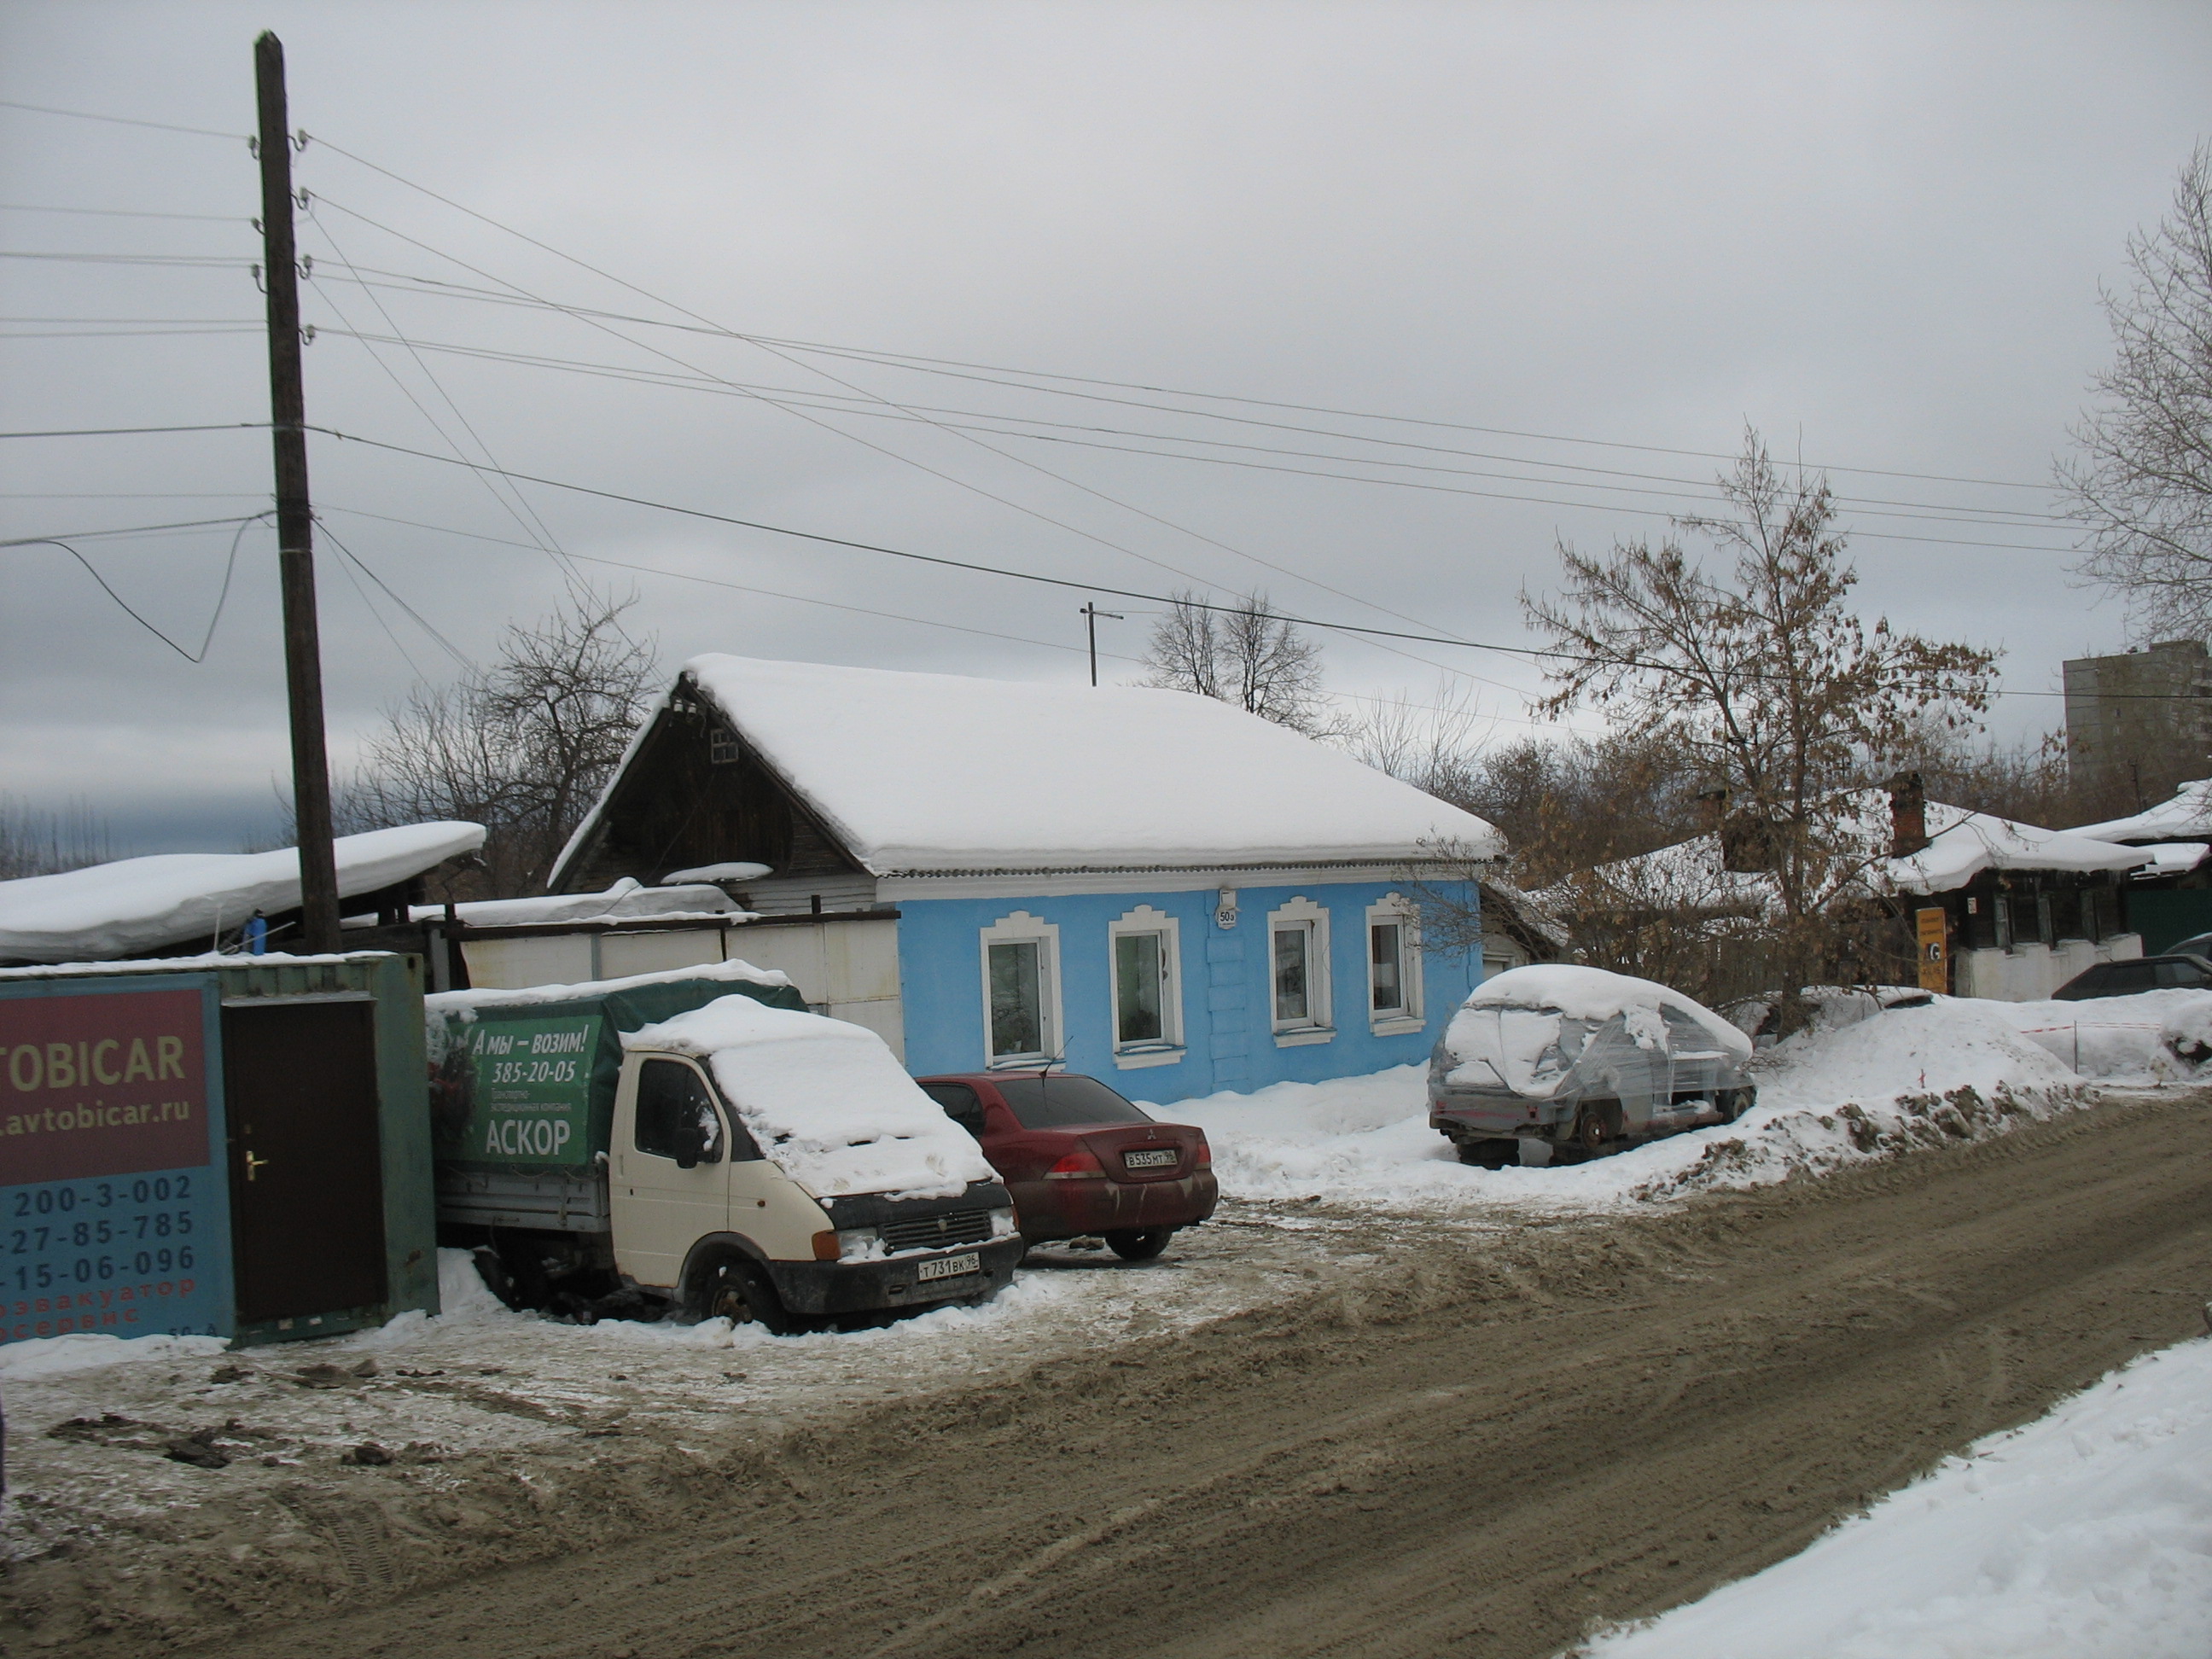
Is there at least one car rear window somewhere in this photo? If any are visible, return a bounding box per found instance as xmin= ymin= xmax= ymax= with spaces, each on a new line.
xmin=991 ymin=1074 xmax=1153 ymax=1130
xmin=2105 ymin=962 xmax=2159 ymax=992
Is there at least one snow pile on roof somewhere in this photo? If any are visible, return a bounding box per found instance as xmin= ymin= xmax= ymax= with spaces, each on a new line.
xmin=358 ymin=876 xmax=744 ymax=929
xmin=426 ymin=957 xmax=791 ymax=1020
xmin=1585 ymin=1336 xmax=2212 ymax=1659
xmin=2069 ymin=777 xmax=2212 ymax=844
xmin=565 ymin=655 xmax=1504 ymax=878
xmin=661 ymin=862 xmax=772 ymax=885
xmin=624 ymin=995 xmax=993 ymax=1200
xmin=1555 ymin=789 xmax=2145 ymax=911
xmin=0 ymin=822 xmax=485 ymax=963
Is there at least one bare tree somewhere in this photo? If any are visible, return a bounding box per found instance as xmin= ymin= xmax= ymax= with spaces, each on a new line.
xmin=341 ymin=591 xmax=657 ymax=896
xmin=1523 ymin=431 xmax=1998 ymax=993
xmin=0 ymin=796 xmax=115 ymax=881
xmin=2064 ymin=143 xmax=2212 ymax=638
xmin=1140 ymin=590 xmax=1336 ymax=733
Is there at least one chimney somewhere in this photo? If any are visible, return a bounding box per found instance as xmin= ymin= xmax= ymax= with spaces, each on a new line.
xmin=1885 ymin=771 xmax=1929 ymax=858
xmin=1696 ymin=784 xmax=1731 ymax=830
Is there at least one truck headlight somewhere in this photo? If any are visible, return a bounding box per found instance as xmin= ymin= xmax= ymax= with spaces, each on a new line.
xmin=835 ymin=1226 xmax=885 ymax=1262
xmin=988 ymin=1208 xmax=1019 ymax=1238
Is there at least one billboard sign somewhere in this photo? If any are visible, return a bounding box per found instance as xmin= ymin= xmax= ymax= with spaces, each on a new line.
xmin=0 ymin=978 xmax=233 ymax=1345
xmin=432 ymin=1011 xmax=602 ymax=1167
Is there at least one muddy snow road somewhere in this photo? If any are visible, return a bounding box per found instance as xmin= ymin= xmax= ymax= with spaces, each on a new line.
xmin=22 ymin=1086 xmax=2212 ymax=1659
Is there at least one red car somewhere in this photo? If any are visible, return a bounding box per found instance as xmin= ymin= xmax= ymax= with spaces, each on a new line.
xmin=915 ymin=1069 xmax=1218 ymax=1260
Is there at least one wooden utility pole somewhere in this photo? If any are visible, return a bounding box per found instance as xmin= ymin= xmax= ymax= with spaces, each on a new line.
xmin=1080 ymin=602 xmax=1123 ymax=687
xmin=254 ymin=32 xmax=340 ymax=952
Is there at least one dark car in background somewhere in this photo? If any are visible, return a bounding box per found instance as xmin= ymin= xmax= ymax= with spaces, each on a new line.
xmin=2051 ymin=954 xmax=2212 ymax=999
xmin=916 ymin=1070 xmax=1217 ymax=1260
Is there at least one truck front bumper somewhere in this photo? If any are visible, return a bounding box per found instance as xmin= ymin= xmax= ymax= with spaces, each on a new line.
xmin=763 ymin=1234 xmax=1026 ymax=1317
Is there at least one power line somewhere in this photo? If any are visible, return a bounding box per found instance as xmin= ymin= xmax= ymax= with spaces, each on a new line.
xmin=0 ymin=204 xmax=247 ymax=221
xmin=0 ymin=252 xmax=255 ymax=267
xmin=305 ymin=422 xmax=2148 ymax=702
xmin=0 ymin=99 xmax=244 ymax=142
xmin=0 ymin=422 xmax=266 ymax=439
xmin=315 ymin=523 xmax=474 ymax=669
xmin=3 ymin=514 xmax=266 ymax=662
xmin=0 ymin=513 xmax=270 ymax=545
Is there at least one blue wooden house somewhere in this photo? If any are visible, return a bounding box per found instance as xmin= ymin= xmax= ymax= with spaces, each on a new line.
xmin=548 ymin=655 xmax=1502 ymax=1103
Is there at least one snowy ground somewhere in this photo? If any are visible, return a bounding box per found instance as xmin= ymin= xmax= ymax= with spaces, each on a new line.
xmin=1155 ymin=992 xmax=2195 ymax=1215
xmin=1579 ymin=1334 xmax=2212 ymax=1659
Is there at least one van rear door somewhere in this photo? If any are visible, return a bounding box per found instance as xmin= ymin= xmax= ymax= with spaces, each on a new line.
xmin=610 ymin=1055 xmax=731 ymax=1290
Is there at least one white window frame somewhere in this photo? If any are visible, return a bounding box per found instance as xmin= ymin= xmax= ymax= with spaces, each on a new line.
xmin=1106 ymin=905 xmax=1185 ymax=1068
xmin=979 ymin=911 xmax=1062 ymax=1068
xmin=1365 ymin=894 xmax=1425 ymax=1036
xmin=1267 ymin=895 xmax=1335 ymax=1045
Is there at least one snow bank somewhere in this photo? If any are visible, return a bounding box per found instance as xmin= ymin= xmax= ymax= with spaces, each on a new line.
xmin=626 ymin=996 xmax=992 ymax=1200
xmin=0 ymin=822 xmax=484 ymax=962
xmin=1582 ymin=1336 xmax=2212 ymax=1659
xmin=1964 ymin=989 xmax=2212 ymax=1081
xmin=1161 ymin=999 xmax=2096 ymax=1215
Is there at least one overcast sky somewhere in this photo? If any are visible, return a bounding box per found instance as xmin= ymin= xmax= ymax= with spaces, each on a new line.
xmin=4 ymin=2 xmax=2209 ymax=855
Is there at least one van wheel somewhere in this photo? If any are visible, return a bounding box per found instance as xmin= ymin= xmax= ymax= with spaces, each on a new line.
xmin=700 ymin=1256 xmax=809 ymax=1336
xmin=1105 ymin=1227 xmax=1173 ymax=1261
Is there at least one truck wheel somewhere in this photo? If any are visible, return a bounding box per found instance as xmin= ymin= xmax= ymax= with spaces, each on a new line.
xmin=1456 ymin=1140 xmax=1514 ymax=1169
xmin=1105 ymin=1227 xmax=1173 ymax=1261
xmin=700 ymin=1256 xmax=809 ymax=1336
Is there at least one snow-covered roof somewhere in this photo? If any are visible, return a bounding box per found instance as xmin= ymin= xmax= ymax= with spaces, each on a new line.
xmin=2067 ymin=778 xmax=2212 ymax=845
xmin=1553 ymin=790 xmax=2146 ymax=911
xmin=0 ymin=822 xmax=485 ymax=964
xmin=352 ymin=876 xmax=746 ymax=930
xmin=562 ymin=655 xmax=1503 ymax=879
xmin=625 ymin=994 xmax=993 ymax=1200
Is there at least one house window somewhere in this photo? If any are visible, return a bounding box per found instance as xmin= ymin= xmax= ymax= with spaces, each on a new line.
xmin=1107 ymin=905 xmax=1184 ymax=1068
xmin=1365 ymin=894 xmax=1425 ymax=1033
xmin=1267 ymin=896 xmax=1333 ymax=1045
xmin=708 ymin=725 xmax=740 ymax=765
xmin=980 ymin=912 xmax=1061 ymax=1066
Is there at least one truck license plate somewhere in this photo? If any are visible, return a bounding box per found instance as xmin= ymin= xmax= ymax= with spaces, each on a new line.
xmin=1124 ymin=1148 xmax=1178 ymax=1169
xmin=917 ymin=1251 xmax=980 ymax=1282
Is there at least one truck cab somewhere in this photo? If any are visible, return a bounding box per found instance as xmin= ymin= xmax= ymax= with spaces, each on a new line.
xmin=608 ymin=1047 xmax=1022 ymax=1330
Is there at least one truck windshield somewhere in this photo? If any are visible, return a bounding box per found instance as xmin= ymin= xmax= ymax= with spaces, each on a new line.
xmin=992 ymin=1074 xmax=1152 ymax=1130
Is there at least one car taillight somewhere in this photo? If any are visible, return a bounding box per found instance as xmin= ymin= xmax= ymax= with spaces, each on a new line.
xmin=1192 ymin=1134 xmax=1212 ymax=1169
xmin=1045 ymin=1148 xmax=1107 ymax=1179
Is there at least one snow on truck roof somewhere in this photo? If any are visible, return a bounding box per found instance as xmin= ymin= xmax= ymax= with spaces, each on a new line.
xmin=559 ymin=655 xmax=1505 ymax=880
xmin=626 ymin=995 xmax=993 ymax=1202
xmin=0 ymin=822 xmax=485 ymax=964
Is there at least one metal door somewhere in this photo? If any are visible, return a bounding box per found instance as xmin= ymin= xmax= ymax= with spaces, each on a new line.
xmin=610 ymin=1057 xmax=731 ymax=1291
xmin=222 ymin=998 xmax=388 ymax=1322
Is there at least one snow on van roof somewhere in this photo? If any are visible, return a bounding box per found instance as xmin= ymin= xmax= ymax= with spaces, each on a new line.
xmin=358 ymin=876 xmax=745 ymax=931
xmin=561 ymin=655 xmax=1503 ymax=880
xmin=0 ymin=822 xmax=485 ymax=964
xmin=626 ymin=994 xmax=994 ymax=1201
xmin=1462 ymin=964 xmax=1752 ymax=1054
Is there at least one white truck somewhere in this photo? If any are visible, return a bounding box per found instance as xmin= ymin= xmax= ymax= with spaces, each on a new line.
xmin=428 ymin=964 xmax=1022 ymax=1330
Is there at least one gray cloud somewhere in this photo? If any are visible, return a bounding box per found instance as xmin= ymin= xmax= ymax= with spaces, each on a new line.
xmin=3 ymin=1 xmax=2208 ymax=852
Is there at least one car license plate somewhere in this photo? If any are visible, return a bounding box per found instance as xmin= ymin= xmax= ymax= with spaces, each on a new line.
xmin=917 ymin=1251 xmax=980 ymax=1282
xmin=1124 ymin=1148 xmax=1178 ymax=1169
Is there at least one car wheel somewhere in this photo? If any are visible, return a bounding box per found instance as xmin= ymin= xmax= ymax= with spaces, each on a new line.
xmin=1105 ymin=1227 xmax=1173 ymax=1261
xmin=1457 ymin=1139 xmax=1514 ymax=1169
xmin=701 ymin=1255 xmax=809 ymax=1336
xmin=1574 ymin=1103 xmax=1617 ymax=1155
